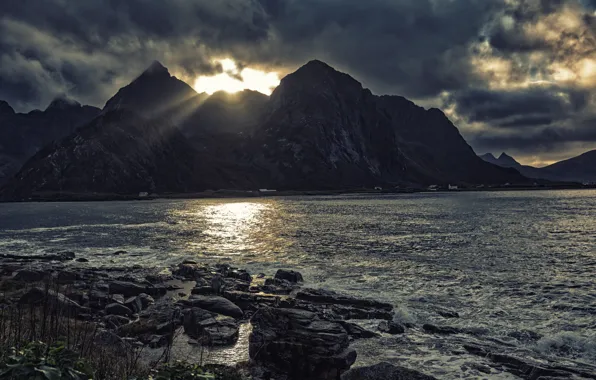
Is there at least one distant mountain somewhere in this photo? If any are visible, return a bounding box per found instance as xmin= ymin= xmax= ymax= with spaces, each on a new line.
xmin=249 ymin=60 xmax=525 ymax=189
xmin=0 ymin=96 xmax=100 ymax=184
xmin=0 ymin=110 xmax=261 ymax=199
xmin=1 ymin=60 xmax=530 ymax=199
xmin=479 ymin=151 xmax=596 ymax=183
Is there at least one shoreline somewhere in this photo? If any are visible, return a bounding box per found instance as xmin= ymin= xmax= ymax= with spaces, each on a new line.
xmin=1 ymin=183 xmax=593 ymax=203
xmin=2 ymin=255 xmax=595 ymax=379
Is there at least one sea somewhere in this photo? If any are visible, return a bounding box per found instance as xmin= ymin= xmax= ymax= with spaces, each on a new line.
xmin=1 ymin=190 xmax=595 ymax=378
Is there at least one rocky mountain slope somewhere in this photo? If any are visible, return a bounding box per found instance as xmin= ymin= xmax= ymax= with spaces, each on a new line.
xmin=250 ymin=60 xmax=525 ymax=189
xmin=0 ymin=110 xmax=262 ymax=199
xmin=0 ymin=97 xmax=100 ymax=184
xmin=480 ymin=151 xmax=596 ymax=183
xmin=1 ymin=60 xmax=530 ymax=199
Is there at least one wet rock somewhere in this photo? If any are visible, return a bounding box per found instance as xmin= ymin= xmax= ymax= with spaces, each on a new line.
xmin=109 ymin=281 xmax=145 ymax=297
xmin=330 ymin=304 xmax=394 ymax=321
xmin=55 ymin=270 xmax=80 ymax=284
xmin=148 ymin=334 xmax=169 ymax=348
xmin=13 ymin=269 xmax=48 ymax=282
xmin=423 ymin=324 xmax=461 ymax=335
xmin=223 ymin=291 xmax=281 ymax=311
xmin=76 ymin=258 xmax=89 ymax=263
xmin=228 ymin=269 xmax=252 ymax=282
xmin=463 ymin=344 xmax=587 ymax=379
xmin=124 ymin=296 xmax=142 ymax=313
xmin=192 ymin=286 xmax=215 ymax=295
xmin=104 ymin=315 xmax=130 ymax=329
xmin=110 ymin=294 xmax=125 ymax=304
xmin=112 ymin=250 xmax=127 ymax=256
xmin=296 ymin=288 xmax=393 ymax=310
xmin=184 ymin=295 xmax=243 ymax=319
xmin=249 ymin=307 xmax=357 ymax=380
xmin=19 ymin=287 xmax=83 ymax=315
xmin=339 ymin=322 xmax=379 ymax=340
xmin=274 ymin=269 xmax=303 ymax=283
xmin=341 ymin=362 xmax=437 ymax=380
xmin=378 ymin=321 xmax=405 ymax=335
xmin=105 ymin=303 xmax=133 ymax=317
xmin=119 ymin=301 xmax=181 ymax=339
xmin=173 ymin=262 xmax=208 ymax=280
xmin=437 ymin=309 xmax=460 ymax=318
xmin=183 ymin=307 xmax=240 ymax=346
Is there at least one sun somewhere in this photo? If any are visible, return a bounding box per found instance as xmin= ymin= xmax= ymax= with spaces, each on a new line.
xmin=194 ymin=58 xmax=280 ymax=95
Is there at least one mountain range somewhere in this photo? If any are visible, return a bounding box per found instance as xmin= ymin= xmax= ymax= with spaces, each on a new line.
xmin=0 ymin=60 xmax=532 ymax=199
xmin=479 ymin=152 xmax=596 ymax=184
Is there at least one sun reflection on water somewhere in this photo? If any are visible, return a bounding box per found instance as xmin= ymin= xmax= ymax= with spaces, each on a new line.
xmin=202 ymin=202 xmax=266 ymax=253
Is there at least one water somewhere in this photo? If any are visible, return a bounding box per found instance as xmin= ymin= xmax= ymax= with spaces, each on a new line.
xmin=1 ymin=190 xmax=595 ymax=377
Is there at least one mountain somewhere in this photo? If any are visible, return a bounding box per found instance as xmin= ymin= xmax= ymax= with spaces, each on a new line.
xmin=0 ymin=96 xmax=100 ymax=184
xmin=479 ymin=151 xmax=596 ymax=183
xmin=0 ymin=110 xmax=260 ymax=199
xmin=103 ymin=61 xmax=206 ymax=124
xmin=1 ymin=60 xmax=530 ymax=199
xmin=249 ymin=60 xmax=525 ymax=189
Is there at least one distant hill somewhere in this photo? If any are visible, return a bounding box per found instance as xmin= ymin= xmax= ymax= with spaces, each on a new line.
xmin=479 ymin=151 xmax=596 ymax=184
xmin=0 ymin=97 xmax=100 ymax=185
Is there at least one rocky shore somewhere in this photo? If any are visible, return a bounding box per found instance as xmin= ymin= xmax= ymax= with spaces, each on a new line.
xmin=1 ymin=253 xmax=595 ymax=380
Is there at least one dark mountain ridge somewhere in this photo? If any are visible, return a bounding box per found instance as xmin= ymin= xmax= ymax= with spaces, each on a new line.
xmin=0 ymin=96 xmax=101 ymax=184
xmin=1 ymin=60 xmax=530 ymax=199
xmin=479 ymin=151 xmax=596 ymax=184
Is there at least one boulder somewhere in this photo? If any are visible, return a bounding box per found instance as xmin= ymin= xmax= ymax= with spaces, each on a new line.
xmin=183 ymin=308 xmax=239 ymax=346
xmin=339 ymin=322 xmax=379 ymax=340
xmin=249 ymin=307 xmax=356 ymax=380
xmin=19 ymin=287 xmax=83 ymax=315
xmin=423 ymin=324 xmax=461 ymax=335
xmin=124 ymin=296 xmax=143 ymax=313
xmin=274 ymin=269 xmax=304 ymax=283
xmin=109 ymin=281 xmax=145 ymax=297
xmin=104 ymin=315 xmax=131 ymax=329
xmin=378 ymin=321 xmax=405 ymax=335
xmin=118 ymin=302 xmax=182 ymax=338
xmin=55 ymin=270 xmax=80 ymax=284
xmin=106 ymin=303 xmax=133 ymax=317
xmin=296 ymin=288 xmax=393 ymax=310
xmin=184 ymin=295 xmax=243 ymax=319
xmin=341 ymin=362 xmax=437 ymax=380
xmin=13 ymin=269 xmax=48 ymax=282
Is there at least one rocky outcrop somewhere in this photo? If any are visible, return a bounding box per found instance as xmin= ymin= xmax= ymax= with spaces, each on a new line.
xmin=19 ymin=287 xmax=84 ymax=315
xmin=183 ymin=307 xmax=240 ymax=346
xmin=341 ymin=362 xmax=437 ymax=380
xmin=181 ymin=295 xmax=243 ymax=319
xmin=249 ymin=307 xmax=357 ymax=380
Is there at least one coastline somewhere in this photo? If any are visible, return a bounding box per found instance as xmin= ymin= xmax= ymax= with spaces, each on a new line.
xmin=0 ymin=182 xmax=592 ymax=203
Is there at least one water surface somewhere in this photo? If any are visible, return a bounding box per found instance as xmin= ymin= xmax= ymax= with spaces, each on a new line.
xmin=1 ymin=190 xmax=595 ymax=377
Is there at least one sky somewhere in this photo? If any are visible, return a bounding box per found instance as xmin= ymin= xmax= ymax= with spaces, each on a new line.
xmin=1 ymin=0 xmax=595 ymax=166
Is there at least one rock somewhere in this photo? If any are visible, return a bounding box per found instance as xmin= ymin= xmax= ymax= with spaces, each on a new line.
xmin=19 ymin=287 xmax=83 ymax=315
xmin=437 ymin=309 xmax=460 ymax=318
xmin=124 ymin=296 xmax=143 ymax=313
xmin=275 ymin=269 xmax=304 ymax=283
xmin=13 ymin=269 xmax=48 ymax=282
xmin=210 ymin=274 xmax=226 ymax=294
xmin=296 ymin=288 xmax=393 ymax=310
xmin=104 ymin=315 xmax=130 ymax=329
xmin=228 ymin=269 xmax=252 ymax=282
xmin=378 ymin=321 xmax=405 ymax=335
xmin=105 ymin=303 xmax=133 ymax=317
xmin=76 ymin=258 xmax=89 ymax=263
xmin=54 ymin=270 xmax=80 ymax=284
xmin=110 ymin=294 xmax=125 ymax=304
xmin=341 ymin=362 xmax=437 ymax=380
xmin=423 ymin=324 xmax=461 ymax=335
xmin=183 ymin=308 xmax=239 ymax=346
xmin=339 ymin=322 xmax=379 ymax=340
xmin=192 ymin=286 xmax=215 ymax=295
xmin=185 ymin=295 xmax=243 ymax=319
xmin=148 ymin=334 xmax=169 ymax=348
xmin=119 ymin=301 xmax=182 ymax=338
xmin=109 ymin=281 xmax=146 ymax=297
xmin=138 ymin=293 xmax=155 ymax=308
xmin=112 ymin=250 xmax=127 ymax=256
xmin=250 ymin=307 xmax=357 ymax=380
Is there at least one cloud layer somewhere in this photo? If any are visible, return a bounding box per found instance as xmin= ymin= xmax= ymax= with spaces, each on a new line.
xmin=1 ymin=0 xmax=595 ymax=164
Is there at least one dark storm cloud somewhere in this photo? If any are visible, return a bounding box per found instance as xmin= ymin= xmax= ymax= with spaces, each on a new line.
xmin=1 ymin=0 xmax=596 ymax=164
xmin=444 ymin=87 xmax=590 ymax=127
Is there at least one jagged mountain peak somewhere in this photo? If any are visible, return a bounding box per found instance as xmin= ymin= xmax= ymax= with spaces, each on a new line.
xmin=497 ymin=152 xmax=520 ymax=166
xmin=480 ymin=153 xmax=498 ymax=161
xmin=0 ymin=100 xmax=15 ymax=115
xmin=45 ymin=95 xmax=82 ymax=111
xmin=141 ymin=60 xmax=169 ymax=76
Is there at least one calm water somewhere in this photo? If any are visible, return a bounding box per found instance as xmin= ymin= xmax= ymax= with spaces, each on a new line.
xmin=1 ymin=191 xmax=595 ymax=377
